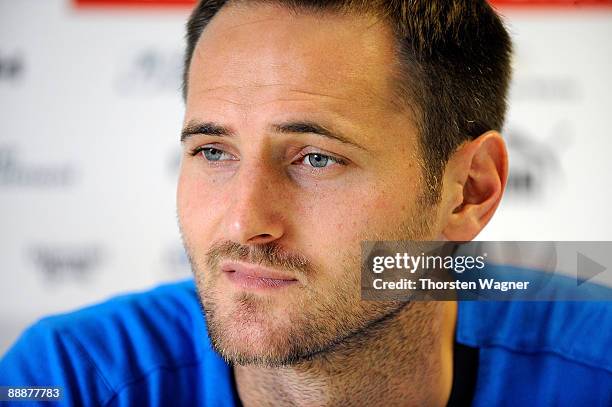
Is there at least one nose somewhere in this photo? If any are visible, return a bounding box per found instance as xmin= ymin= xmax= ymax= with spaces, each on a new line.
xmin=222 ymin=161 xmax=287 ymax=246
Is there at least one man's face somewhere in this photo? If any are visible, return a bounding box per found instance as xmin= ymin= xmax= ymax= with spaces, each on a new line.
xmin=178 ymin=4 xmax=440 ymax=366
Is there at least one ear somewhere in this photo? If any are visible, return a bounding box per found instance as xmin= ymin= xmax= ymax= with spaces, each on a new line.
xmin=440 ymin=131 xmax=508 ymax=241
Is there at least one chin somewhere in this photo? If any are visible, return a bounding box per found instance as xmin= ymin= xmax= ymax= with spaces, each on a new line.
xmin=202 ymin=291 xmax=314 ymax=367
xmin=194 ymin=265 xmax=394 ymax=367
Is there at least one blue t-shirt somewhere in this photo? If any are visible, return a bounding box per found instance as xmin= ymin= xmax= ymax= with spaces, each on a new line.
xmin=1 ymin=279 xmax=610 ymax=406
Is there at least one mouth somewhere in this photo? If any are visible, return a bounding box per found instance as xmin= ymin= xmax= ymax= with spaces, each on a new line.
xmin=221 ymin=261 xmax=299 ymax=291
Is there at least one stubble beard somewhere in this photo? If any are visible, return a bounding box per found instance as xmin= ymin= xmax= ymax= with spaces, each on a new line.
xmin=184 ymin=203 xmax=437 ymax=368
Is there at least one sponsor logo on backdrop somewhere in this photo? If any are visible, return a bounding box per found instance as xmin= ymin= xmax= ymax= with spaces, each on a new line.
xmin=115 ymin=49 xmax=183 ymax=96
xmin=0 ymin=52 xmax=24 ymax=83
xmin=28 ymin=245 xmax=105 ymax=282
xmin=73 ymin=0 xmax=612 ymax=8
xmin=0 ymin=147 xmax=76 ymax=187
xmin=504 ymin=122 xmax=572 ymax=199
xmin=75 ymin=0 xmax=195 ymax=7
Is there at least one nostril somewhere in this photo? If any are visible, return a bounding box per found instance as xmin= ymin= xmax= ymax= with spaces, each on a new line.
xmin=247 ymin=234 xmax=275 ymax=244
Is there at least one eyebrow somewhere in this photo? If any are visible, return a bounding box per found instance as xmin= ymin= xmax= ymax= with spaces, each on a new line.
xmin=272 ymin=121 xmax=366 ymax=151
xmin=181 ymin=121 xmax=234 ymax=142
xmin=181 ymin=120 xmax=366 ymax=151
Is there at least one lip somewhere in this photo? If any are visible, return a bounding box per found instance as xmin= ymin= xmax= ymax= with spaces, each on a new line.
xmin=221 ymin=261 xmax=299 ymax=291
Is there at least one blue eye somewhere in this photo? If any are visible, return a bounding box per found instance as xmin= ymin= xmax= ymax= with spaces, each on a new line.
xmin=200 ymin=147 xmax=233 ymax=162
xmin=305 ymin=153 xmax=331 ymax=168
xmin=203 ymin=148 xmax=222 ymax=161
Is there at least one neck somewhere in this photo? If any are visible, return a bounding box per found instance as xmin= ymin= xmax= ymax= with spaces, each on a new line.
xmin=234 ymin=301 xmax=457 ymax=407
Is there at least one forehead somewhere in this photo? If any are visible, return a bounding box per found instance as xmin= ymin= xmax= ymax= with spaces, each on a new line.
xmin=186 ymin=3 xmax=401 ymax=113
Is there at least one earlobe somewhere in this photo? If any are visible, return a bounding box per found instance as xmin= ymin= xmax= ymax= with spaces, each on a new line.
xmin=442 ymin=131 xmax=508 ymax=241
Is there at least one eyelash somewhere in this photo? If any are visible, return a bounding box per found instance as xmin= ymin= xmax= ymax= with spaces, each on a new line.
xmin=189 ymin=146 xmax=348 ymax=168
xmin=189 ymin=146 xmax=234 ymax=160
xmin=293 ymin=151 xmax=347 ymax=167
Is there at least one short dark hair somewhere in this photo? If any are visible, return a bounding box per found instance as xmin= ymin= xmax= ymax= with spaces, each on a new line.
xmin=183 ymin=0 xmax=512 ymax=203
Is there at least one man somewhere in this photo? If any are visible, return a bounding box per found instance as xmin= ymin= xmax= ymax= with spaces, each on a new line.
xmin=1 ymin=0 xmax=610 ymax=406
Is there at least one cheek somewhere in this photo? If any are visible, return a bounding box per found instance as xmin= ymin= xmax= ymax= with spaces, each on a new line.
xmin=177 ymin=167 xmax=223 ymax=243
xmin=292 ymin=186 xmax=394 ymax=260
xmin=298 ymin=181 xmax=419 ymax=255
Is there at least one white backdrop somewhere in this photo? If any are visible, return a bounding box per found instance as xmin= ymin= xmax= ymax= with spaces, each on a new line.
xmin=1 ymin=0 xmax=611 ymax=353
